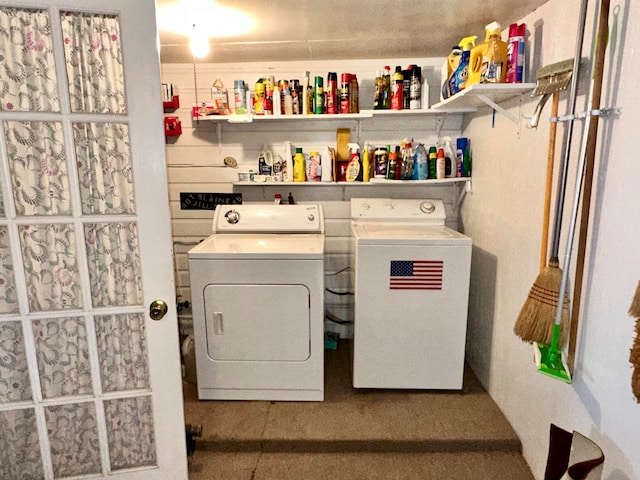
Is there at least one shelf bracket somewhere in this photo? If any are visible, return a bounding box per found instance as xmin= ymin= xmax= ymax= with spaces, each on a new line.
xmin=216 ymin=121 xmax=223 ymax=156
xmin=453 ymin=180 xmax=471 ymax=213
xmin=476 ymin=94 xmax=520 ymax=125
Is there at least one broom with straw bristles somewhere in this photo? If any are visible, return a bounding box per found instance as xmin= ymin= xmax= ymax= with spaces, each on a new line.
xmin=514 ymin=260 xmax=570 ymax=345
xmin=629 ymin=281 xmax=640 ymax=402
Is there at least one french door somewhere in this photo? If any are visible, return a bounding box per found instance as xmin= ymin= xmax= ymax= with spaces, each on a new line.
xmin=0 ymin=1 xmax=187 ymax=478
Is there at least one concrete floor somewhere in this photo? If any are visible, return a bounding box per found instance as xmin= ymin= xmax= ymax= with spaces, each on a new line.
xmin=183 ymin=341 xmax=535 ymax=479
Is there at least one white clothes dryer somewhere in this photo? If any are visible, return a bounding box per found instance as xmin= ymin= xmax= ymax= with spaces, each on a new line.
xmin=350 ymin=198 xmax=471 ymax=390
xmin=188 ymin=204 xmax=325 ymax=401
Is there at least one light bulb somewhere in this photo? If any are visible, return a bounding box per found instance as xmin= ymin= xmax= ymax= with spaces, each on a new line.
xmin=189 ymin=30 xmax=209 ymax=58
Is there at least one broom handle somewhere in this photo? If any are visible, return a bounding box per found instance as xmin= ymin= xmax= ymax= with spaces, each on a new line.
xmin=549 ymin=0 xmax=590 ymax=261
xmin=553 ymin=0 xmax=610 ymax=348
xmin=540 ymin=92 xmax=560 ymax=272
xmin=567 ymin=0 xmax=610 ymax=370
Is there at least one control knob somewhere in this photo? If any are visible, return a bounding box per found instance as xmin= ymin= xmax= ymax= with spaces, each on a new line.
xmin=225 ymin=210 xmax=240 ymax=224
xmin=419 ymin=201 xmax=436 ymax=214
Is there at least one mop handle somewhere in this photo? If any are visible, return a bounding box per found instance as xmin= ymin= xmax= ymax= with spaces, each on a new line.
xmin=549 ymin=0 xmax=590 ymax=259
xmin=554 ymin=0 xmax=610 ymax=336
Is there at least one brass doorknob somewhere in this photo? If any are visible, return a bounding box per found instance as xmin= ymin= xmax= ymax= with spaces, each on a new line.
xmin=149 ymin=300 xmax=168 ymax=320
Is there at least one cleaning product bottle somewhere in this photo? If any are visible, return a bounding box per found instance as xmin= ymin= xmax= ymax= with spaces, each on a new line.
xmin=391 ymin=66 xmax=404 ymax=110
xmin=321 ymin=146 xmax=333 ymax=182
xmin=283 ymin=141 xmax=293 ymax=181
xmin=400 ymin=139 xmax=414 ymax=180
xmin=506 ymin=23 xmax=526 ymax=83
xmin=456 ymin=137 xmax=471 ymax=177
xmin=444 ymin=36 xmax=476 ymax=98
xmin=441 ymin=45 xmax=462 ymax=100
xmin=313 ymin=76 xmax=324 ymax=114
xmin=436 ymin=148 xmax=446 ymax=180
xmin=382 ymin=66 xmax=391 ymax=109
xmin=308 ymin=151 xmax=321 ymax=181
xmin=350 ymin=74 xmax=359 ymax=113
xmin=414 ymin=143 xmax=428 ymax=180
xmin=373 ymin=70 xmax=383 ymax=109
xmin=470 ymin=22 xmax=508 ymax=85
xmin=326 ymin=72 xmax=338 ymax=114
xmin=345 ymin=143 xmax=362 ymax=182
xmin=427 ymin=146 xmax=437 ymax=179
xmin=293 ymin=147 xmax=306 ymax=182
xmin=441 ymin=136 xmax=457 ymax=178
xmin=340 ymin=73 xmax=351 ymax=114
xmin=258 ymin=145 xmax=273 ymax=176
xmin=362 ymin=144 xmax=371 ymax=182
xmin=448 ymin=49 xmax=471 ymax=96
xmin=302 ymin=71 xmax=310 ymax=115
xmin=409 ymin=66 xmax=421 ymax=109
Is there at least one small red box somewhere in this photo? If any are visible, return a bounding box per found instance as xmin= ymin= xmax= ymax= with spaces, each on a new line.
xmin=163 ymin=95 xmax=180 ymax=110
xmin=164 ymin=116 xmax=182 ymax=136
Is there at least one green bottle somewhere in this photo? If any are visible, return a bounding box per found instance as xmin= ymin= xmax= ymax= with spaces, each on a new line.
xmin=428 ymin=146 xmax=437 ymax=179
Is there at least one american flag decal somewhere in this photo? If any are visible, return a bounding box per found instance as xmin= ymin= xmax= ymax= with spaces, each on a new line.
xmin=389 ymin=260 xmax=444 ymax=290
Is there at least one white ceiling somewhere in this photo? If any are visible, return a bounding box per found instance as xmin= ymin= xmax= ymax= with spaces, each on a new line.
xmin=156 ymin=0 xmax=552 ymax=64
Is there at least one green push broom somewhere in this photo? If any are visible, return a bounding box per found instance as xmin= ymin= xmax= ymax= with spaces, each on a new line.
xmin=535 ymin=0 xmax=610 ymax=383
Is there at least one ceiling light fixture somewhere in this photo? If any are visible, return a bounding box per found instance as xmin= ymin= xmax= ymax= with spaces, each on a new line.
xmin=156 ymin=0 xmax=253 ymax=39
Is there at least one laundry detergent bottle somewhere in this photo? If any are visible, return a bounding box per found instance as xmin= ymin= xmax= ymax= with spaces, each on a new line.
xmin=448 ymin=49 xmax=471 ymax=96
xmin=469 ymin=22 xmax=508 ymax=85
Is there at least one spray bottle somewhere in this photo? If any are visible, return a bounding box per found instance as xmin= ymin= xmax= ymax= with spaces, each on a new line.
xmin=345 ymin=143 xmax=362 ymax=182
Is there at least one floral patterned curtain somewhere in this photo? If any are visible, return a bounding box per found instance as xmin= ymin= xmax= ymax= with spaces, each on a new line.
xmin=74 ymin=122 xmax=136 ymax=215
xmin=4 ymin=121 xmax=72 ymax=216
xmin=60 ymin=11 xmax=126 ymax=114
xmin=0 ymin=7 xmax=60 ymax=112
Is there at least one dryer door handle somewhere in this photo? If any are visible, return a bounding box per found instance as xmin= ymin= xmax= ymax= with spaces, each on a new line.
xmin=213 ymin=312 xmax=224 ymax=335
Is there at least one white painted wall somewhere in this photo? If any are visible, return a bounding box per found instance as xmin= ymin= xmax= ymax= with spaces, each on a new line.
xmin=462 ymin=0 xmax=640 ymax=478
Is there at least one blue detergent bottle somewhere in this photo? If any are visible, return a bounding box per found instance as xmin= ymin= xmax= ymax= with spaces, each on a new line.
xmin=448 ymin=49 xmax=470 ymax=96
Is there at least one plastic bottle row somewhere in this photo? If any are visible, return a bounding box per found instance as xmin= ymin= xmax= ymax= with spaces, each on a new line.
xmin=232 ymin=72 xmax=360 ymax=117
xmin=443 ymin=21 xmax=526 ymax=100
xmin=240 ymin=139 xmax=471 ymax=184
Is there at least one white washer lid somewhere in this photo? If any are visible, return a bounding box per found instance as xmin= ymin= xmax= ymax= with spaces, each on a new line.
xmin=351 ymin=223 xmax=471 ymax=246
xmin=189 ymin=233 xmax=325 ymax=259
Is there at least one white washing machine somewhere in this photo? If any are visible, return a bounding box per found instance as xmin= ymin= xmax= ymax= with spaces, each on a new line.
xmin=188 ymin=204 xmax=325 ymax=401
xmin=350 ymin=198 xmax=471 ymax=390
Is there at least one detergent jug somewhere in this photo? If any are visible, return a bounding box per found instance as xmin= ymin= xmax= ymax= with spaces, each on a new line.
xmin=469 ymin=22 xmax=508 ymax=85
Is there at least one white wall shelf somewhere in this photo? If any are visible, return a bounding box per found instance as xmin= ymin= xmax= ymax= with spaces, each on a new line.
xmin=431 ymin=83 xmax=536 ymax=124
xmin=192 ymin=108 xmax=475 ymax=124
xmin=233 ymin=178 xmax=470 ymax=186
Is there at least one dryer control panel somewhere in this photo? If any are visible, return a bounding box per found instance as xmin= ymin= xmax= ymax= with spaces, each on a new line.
xmin=213 ymin=204 xmax=324 ymax=233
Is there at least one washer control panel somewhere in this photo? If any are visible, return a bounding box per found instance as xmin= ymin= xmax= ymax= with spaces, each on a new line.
xmin=351 ymin=198 xmax=446 ymax=224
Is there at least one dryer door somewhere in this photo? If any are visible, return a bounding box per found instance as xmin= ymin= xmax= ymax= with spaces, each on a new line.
xmin=203 ymin=284 xmax=311 ymax=361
